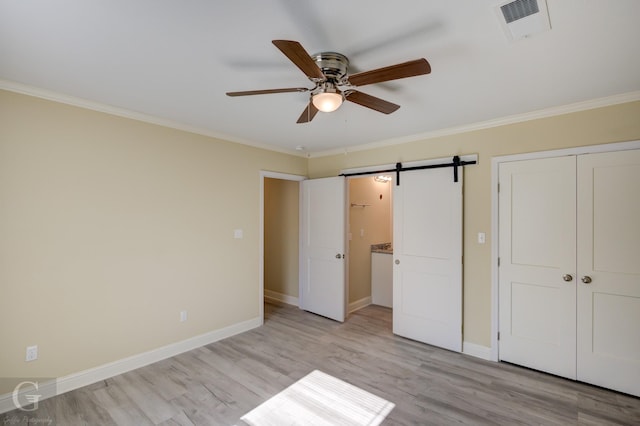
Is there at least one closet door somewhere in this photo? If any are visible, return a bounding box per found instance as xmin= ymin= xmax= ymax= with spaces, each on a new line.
xmin=498 ymin=157 xmax=577 ymax=379
xmin=576 ymin=149 xmax=640 ymax=397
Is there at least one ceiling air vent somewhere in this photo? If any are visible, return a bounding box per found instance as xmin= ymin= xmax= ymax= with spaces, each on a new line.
xmin=496 ymin=0 xmax=551 ymax=41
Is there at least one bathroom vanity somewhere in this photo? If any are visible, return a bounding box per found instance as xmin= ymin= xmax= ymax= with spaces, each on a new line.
xmin=371 ymin=243 xmax=392 ymax=308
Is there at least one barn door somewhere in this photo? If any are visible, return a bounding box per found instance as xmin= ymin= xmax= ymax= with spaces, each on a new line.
xmin=393 ymin=167 xmax=463 ymax=352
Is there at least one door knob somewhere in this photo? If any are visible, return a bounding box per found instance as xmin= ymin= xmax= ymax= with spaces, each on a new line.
xmin=395 ymin=259 xmax=400 ymax=265
xmin=335 ymin=254 xmax=342 ymax=259
xmin=562 ymin=274 xmax=573 ymax=282
xmin=581 ymin=276 xmax=592 ymax=284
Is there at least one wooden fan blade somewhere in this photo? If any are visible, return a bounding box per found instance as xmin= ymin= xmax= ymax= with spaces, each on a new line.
xmin=297 ymin=101 xmax=319 ymax=123
xmin=272 ymin=40 xmax=325 ymax=80
xmin=346 ymin=91 xmax=400 ymax=114
xmin=348 ymin=58 xmax=431 ymax=87
xmin=226 ymin=87 xmax=308 ymax=97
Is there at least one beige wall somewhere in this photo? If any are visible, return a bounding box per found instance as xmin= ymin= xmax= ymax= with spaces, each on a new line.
xmin=348 ymin=177 xmax=392 ymax=304
xmin=0 ymin=90 xmax=307 ymax=392
xmin=309 ymin=101 xmax=640 ymax=347
xmin=264 ymin=178 xmax=299 ymax=298
xmin=2 ymin=88 xmax=638 ymax=395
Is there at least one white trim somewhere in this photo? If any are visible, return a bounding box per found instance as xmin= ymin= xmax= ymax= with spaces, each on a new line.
xmin=348 ymin=297 xmax=372 ymax=314
xmin=264 ymin=290 xmax=299 ymax=306
xmin=490 ymin=139 xmax=640 ymax=363
xmin=490 ymin=156 xmax=501 ymax=362
xmin=310 ymin=91 xmax=640 ymax=158
xmin=0 ymin=79 xmax=305 ymax=158
xmin=4 ymin=79 xmax=638 ymax=159
xmin=259 ymin=171 xmax=306 ymax=324
xmin=462 ymin=341 xmax=492 ymax=361
xmin=0 ymin=316 xmax=261 ymax=415
xmin=260 ymin=171 xmax=307 ymax=182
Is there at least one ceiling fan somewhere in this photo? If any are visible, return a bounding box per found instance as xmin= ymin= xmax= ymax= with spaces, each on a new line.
xmin=226 ymin=40 xmax=431 ymax=123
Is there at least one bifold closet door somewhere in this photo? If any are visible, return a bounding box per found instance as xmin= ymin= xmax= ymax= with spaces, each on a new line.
xmin=498 ymin=156 xmax=577 ymax=379
xmin=576 ymin=150 xmax=640 ymax=397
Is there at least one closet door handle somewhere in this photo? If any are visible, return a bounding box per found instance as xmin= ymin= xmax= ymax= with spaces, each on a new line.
xmin=581 ymin=276 xmax=592 ymax=284
xmin=562 ymin=274 xmax=573 ymax=282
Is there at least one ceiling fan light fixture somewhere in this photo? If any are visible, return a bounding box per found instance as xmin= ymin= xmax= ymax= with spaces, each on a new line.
xmin=228 ymin=40 xmax=432 ymax=123
xmin=312 ymin=89 xmax=343 ymax=113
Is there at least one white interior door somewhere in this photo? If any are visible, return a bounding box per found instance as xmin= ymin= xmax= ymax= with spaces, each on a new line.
xmin=300 ymin=177 xmax=346 ymax=322
xmin=393 ymin=167 xmax=462 ymax=352
xmin=498 ymin=156 xmax=577 ymax=379
xmin=576 ymin=150 xmax=640 ymax=396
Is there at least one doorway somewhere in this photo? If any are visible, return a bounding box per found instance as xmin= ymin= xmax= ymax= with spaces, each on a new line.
xmin=299 ymin=155 xmax=470 ymax=352
xmin=344 ymin=158 xmax=466 ymax=354
xmin=260 ymin=171 xmax=305 ymax=323
xmin=347 ymin=175 xmax=393 ymax=313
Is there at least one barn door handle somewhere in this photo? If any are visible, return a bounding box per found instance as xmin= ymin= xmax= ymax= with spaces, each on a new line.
xmin=562 ymin=274 xmax=573 ymax=282
xmin=581 ymin=276 xmax=592 ymax=284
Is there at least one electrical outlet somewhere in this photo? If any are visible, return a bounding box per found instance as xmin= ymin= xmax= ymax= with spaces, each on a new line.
xmin=180 ymin=310 xmax=188 ymax=322
xmin=26 ymin=345 xmax=38 ymax=362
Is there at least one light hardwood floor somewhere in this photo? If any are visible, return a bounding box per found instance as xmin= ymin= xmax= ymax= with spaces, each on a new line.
xmin=3 ymin=302 xmax=639 ymax=425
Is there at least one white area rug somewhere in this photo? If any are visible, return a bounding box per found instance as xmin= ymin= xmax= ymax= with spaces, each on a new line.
xmin=240 ymin=370 xmax=395 ymax=426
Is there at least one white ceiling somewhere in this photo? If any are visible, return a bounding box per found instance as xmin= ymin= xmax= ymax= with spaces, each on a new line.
xmin=1 ymin=0 xmax=639 ymax=155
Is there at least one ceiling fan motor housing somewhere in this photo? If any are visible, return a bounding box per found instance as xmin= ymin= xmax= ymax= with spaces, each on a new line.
xmin=312 ymin=52 xmax=349 ymax=81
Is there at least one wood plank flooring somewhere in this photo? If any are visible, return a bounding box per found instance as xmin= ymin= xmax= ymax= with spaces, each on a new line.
xmin=3 ymin=302 xmax=639 ymax=425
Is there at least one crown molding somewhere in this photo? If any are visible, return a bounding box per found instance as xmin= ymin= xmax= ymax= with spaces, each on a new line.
xmin=0 ymin=80 xmax=307 ymax=158
xmin=3 ymin=80 xmax=638 ymax=159
xmin=309 ymin=91 xmax=640 ymax=158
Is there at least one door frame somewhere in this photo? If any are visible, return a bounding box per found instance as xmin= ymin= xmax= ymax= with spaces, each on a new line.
xmin=259 ymin=171 xmax=306 ymax=324
xmin=490 ymin=139 xmax=640 ymax=361
xmin=344 ymin=174 xmax=395 ymax=314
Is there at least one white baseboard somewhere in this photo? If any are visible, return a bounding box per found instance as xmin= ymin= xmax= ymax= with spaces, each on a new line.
xmin=264 ymin=290 xmax=299 ymax=306
xmin=348 ymin=296 xmax=372 ymax=314
xmin=462 ymin=341 xmax=492 ymax=361
xmin=0 ymin=316 xmax=261 ymax=415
